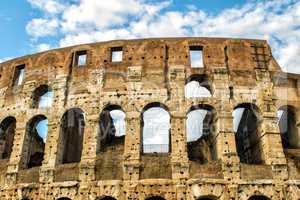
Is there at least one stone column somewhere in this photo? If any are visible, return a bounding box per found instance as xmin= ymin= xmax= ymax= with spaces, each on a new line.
xmin=39 ymin=119 xmax=60 ymax=183
xmin=170 ymin=112 xmax=189 ymax=180
xmin=213 ymin=67 xmax=240 ymax=181
xmin=78 ymin=114 xmax=98 ymax=182
xmin=6 ymin=116 xmax=27 ymax=186
xmin=215 ymin=106 xmax=240 ymax=181
xmin=255 ymin=69 xmax=287 ymax=180
xmin=123 ymin=111 xmax=140 ymax=181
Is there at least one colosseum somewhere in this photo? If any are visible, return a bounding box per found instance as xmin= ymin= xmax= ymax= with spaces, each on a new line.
xmin=0 ymin=37 xmax=299 ymax=200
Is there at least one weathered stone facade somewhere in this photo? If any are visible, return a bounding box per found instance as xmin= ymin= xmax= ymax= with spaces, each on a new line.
xmin=0 ymin=37 xmax=299 ymax=200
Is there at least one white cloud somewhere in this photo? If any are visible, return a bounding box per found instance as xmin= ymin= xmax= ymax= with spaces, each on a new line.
xmin=26 ymin=18 xmax=59 ymax=38
xmin=27 ymin=0 xmax=65 ymax=14
xmin=0 ymin=57 xmax=12 ymax=63
xmin=36 ymin=43 xmax=52 ymax=52
xmin=26 ymin=0 xmax=300 ymax=73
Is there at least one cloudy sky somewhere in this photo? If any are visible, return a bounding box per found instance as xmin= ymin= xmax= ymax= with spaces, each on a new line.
xmin=0 ymin=0 xmax=299 ymax=73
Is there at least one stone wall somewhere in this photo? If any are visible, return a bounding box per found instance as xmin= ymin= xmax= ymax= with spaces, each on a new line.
xmin=0 ymin=37 xmax=299 ymax=200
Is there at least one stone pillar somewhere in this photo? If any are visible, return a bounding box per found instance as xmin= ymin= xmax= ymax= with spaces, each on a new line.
xmin=123 ymin=111 xmax=140 ymax=181
xmin=255 ymin=69 xmax=287 ymax=180
xmin=212 ymin=67 xmax=240 ymax=181
xmin=6 ymin=116 xmax=27 ymax=186
xmin=39 ymin=119 xmax=60 ymax=183
xmin=215 ymin=106 xmax=240 ymax=181
xmin=79 ymin=114 xmax=98 ymax=182
xmin=170 ymin=112 xmax=189 ymax=180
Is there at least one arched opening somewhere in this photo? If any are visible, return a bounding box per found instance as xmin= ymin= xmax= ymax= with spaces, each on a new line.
xmin=185 ymin=75 xmax=212 ymax=98
xmin=197 ymin=195 xmax=217 ymax=200
xmin=96 ymin=196 xmax=117 ymax=200
xmin=95 ymin=105 xmax=125 ymax=180
xmin=186 ymin=105 xmax=216 ymax=164
xmin=22 ymin=115 xmax=48 ymax=168
xmin=140 ymin=103 xmax=172 ymax=179
xmin=278 ymin=105 xmax=299 ymax=149
xmin=98 ymin=105 xmax=126 ymax=153
xmin=141 ymin=103 xmax=171 ymax=153
xmin=0 ymin=117 xmax=16 ymax=159
xmin=145 ymin=196 xmax=166 ymax=200
xmin=58 ymin=108 xmax=85 ymax=164
xmin=233 ymin=103 xmax=263 ymax=164
xmin=32 ymin=85 xmax=53 ymax=108
xmin=248 ymin=195 xmax=271 ymax=200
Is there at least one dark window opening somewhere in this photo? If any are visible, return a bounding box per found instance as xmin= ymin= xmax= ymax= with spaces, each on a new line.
xmin=74 ymin=50 xmax=87 ymax=66
xmin=32 ymin=85 xmax=53 ymax=109
xmin=189 ymin=46 xmax=203 ymax=68
xmin=98 ymin=105 xmax=126 ymax=153
xmin=187 ymin=105 xmax=216 ymax=164
xmin=22 ymin=115 xmax=48 ymax=168
xmin=278 ymin=106 xmax=299 ymax=149
xmin=111 ymin=47 xmax=123 ymax=62
xmin=145 ymin=196 xmax=166 ymax=200
xmin=233 ymin=103 xmax=263 ymax=164
xmin=96 ymin=197 xmax=117 ymax=200
xmin=185 ymin=74 xmax=212 ymax=98
xmin=248 ymin=195 xmax=271 ymax=200
xmin=141 ymin=102 xmax=171 ymax=154
xmin=0 ymin=117 xmax=16 ymax=159
xmin=12 ymin=64 xmax=25 ymax=86
xmin=58 ymin=108 xmax=85 ymax=164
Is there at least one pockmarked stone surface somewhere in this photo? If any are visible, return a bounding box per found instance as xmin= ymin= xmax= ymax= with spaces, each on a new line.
xmin=0 ymin=37 xmax=299 ymax=200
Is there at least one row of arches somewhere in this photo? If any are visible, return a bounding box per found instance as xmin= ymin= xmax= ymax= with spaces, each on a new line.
xmin=27 ymin=74 xmax=213 ymax=113
xmin=0 ymin=103 xmax=299 ymax=168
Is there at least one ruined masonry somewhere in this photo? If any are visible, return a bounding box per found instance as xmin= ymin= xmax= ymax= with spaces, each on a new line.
xmin=0 ymin=37 xmax=299 ymax=200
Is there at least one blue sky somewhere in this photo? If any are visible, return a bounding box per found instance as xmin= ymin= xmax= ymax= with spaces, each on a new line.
xmin=0 ymin=0 xmax=299 ymax=73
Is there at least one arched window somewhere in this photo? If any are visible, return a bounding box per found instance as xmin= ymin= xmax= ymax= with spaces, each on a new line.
xmin=32 ymin=85 xmax=53 ymax=108
xmin=197 ymin=196 xmax=217 ymax=200
xmin=278 ymin=106 xmax=299 ymax=149
xmin=248 ymin=195 xmax=271 ymax=200
xmin=58 ymin=108 xmax=85 ymax=164
xmin=0 ymin=117 xmax=16 ymax=159
xmin=233 ymin=103 xmax=263 ymax=164
xmin=186 ymin=105 xmax=216 ymax=163
xmin=22 ymin=115 xmax=48 ymax=168
xmin=185 ymin=75 xmax=212 ymax=98
xmin=98 ymin=105 xmax=126 ymax=152
xmin=145 ymin=196 xmax=166 ymax=200
xmin=142 ymin=103 xmax=170 ymax=153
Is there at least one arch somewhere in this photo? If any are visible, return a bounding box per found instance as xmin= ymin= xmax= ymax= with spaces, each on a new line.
xmin=197 ymin=195 xmax=218 ymax=200
xmin=96 ymin=196 xmax=117 ymax=200
xmin=58 ymin=108 xmax=85 ymax=164
xmin=98 ymin=104 xmax=126 ymax=153
xmin=233 ymin=103 xmax=263 ymax=164
xmin=0 ymin=116 xmax=16 ymax=159
xmin=145 ymin=196 xmax=166 ymax=200
xmin=22 ymin=115 xmax=48 ymax=168
xmin=32 ymin=85 xmax=53 ymax=108
xmin=186 ymin=105 xmax=217 ymax=163
xmin=248 ymin=195 xmax=271 ymax=200
xmin=278 ymin=105 xmax=299 ymax=149
xmin=185 ymin=74 xmax=212 ymax=98
xmin=141 ymin=102 xmax=171 ymax=153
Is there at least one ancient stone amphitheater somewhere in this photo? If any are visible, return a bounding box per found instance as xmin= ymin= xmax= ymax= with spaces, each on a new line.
xmin=0 ymin=37 xmax=299 ymax=200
